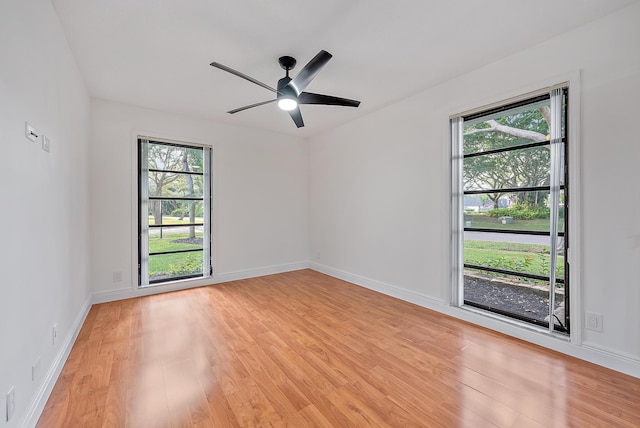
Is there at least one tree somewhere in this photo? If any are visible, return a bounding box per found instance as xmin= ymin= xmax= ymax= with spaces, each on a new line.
xmin=171 ymin=147 xmax=203 ymax=239
xmin=463 ymin=106 xmax=551 ymax=208
xmin=148 ymin=144 xmax=183 ymax=226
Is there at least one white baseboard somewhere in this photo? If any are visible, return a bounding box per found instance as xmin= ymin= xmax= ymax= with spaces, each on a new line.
xmin=580 ymin=342 xmax=640 ymax=375
xmin=310 ymin=262 xmax=445 ymax=309
xmin=309 ymin=262 xmax=640 ymax=379
xmin=211 ymin=261 xmax=309 ymax=284
xmin=93 ymin=261 xmax=310 ymax=304
xmin=20 ymin=296 xmax=92 ymax=428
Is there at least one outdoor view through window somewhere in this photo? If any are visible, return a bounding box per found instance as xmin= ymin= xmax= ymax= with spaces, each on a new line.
xmin=138 ymin=138 xmax=212 ymax=286
xmin=453 ymin=88 xmax=569 ymax=334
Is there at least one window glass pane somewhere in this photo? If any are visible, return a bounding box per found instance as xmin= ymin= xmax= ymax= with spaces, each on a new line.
xmin=559 ymin=143 xmax=566 ymax=187
xmin=470 ymin=196 xmax=567 ymax=236
xmin=463 ymin=271 xmax=563 ymax=326
xmin=148 ymin=143 xmax=203 ymax=172
xmin=464 ymin=238 xmax=557 ymax=280
xmin=463 ymin=146 xmax=550 ymax=191
xmin=463 ymin=99 xmax=550 ymax=155
xmin=148 ymin=201 xmax=204 ymax=225
xmin=464 ymin=191 xmax=554 ymax=232
xmin=149 ymin=226 xmax=204 ymax=254
xmin=554 ymin=236 xmax=566 ymax=283
xmin=149 ymin=173 xmax=203 ymax=198
xmin=552 ymin=281 xmax=567 ymax=332
xmin=149 ymin=251 xmax=203 ymax=282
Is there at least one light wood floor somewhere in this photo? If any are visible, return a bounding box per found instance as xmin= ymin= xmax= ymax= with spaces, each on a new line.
xmin=38 ymin=269 xmax=640 ymax=427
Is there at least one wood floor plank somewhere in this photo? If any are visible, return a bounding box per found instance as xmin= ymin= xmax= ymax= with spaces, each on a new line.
xmin=201 ymin=378 xmax=241 ymax=428
xmin=37 ymin=270 xmax=640 ymax=427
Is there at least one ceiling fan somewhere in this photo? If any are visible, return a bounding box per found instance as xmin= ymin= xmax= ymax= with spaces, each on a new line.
xmin=210 ymin=50 xmax=360 ymax=128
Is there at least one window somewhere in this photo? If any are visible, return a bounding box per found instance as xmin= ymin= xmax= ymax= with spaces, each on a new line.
xmin=452 ymin=87 xmax=569 ymax=334
xmin=138 ymin=138 xmax=212 ymax=286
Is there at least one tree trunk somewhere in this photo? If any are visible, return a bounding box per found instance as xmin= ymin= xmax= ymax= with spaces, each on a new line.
xmin=489 ymin=193 xmax=500 ymax=210
xmin=182 ymin=152 xmax=196 ymax=239
xmin=151 ymin=199 xmax=163 ymax=239
xmin=152 ymin=200 xmax=162 ymax=226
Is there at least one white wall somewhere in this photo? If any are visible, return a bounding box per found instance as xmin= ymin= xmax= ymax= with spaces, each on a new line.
xmin=0 ymin=0 xmax=91 ymax=426
xmin=90 ymin=99 xmax=309 ymax=299
xmin=309 ymin=3 xmax=640 ymax=376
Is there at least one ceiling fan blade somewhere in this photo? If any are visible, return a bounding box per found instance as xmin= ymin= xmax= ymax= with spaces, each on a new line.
xmin=227 ymin=99 xmax=276 ymax=114
xmin=298 ymin=92 xmax=361 ymax=108
xmin=288 ymin=50 xmax=332 ymax=95
xmin=288 ymin=106 xmax=304 ymax=128
xmin=210 ymin=62 xmax=277 ymax=93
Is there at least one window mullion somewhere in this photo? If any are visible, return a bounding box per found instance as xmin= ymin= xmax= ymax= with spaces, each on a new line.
xmin=548 ymin=88 xmax=563 ymax=333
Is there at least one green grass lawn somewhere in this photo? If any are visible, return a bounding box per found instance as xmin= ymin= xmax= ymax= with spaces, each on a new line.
xmin=149 ymin=232 xmax=202 ymax=253
xmin=148 ymin=231 xmax=203 ymax=276
xmin=464 ymin=240 xmax=564 ymax=282
xmin=149 ymin=252 xmax=203 ymax=277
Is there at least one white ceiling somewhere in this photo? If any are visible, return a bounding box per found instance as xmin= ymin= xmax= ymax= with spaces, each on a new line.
xmin=52 ymin=0 xmax=636 ymax=137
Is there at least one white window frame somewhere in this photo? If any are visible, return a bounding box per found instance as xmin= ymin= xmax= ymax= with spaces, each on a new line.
xmin=450 ymin=79 xmax=582 ymax=342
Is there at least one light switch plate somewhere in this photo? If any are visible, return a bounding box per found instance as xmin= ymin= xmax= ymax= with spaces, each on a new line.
xmin=25 ymin=122 xmax=38 ymax=142
xmin=6 ymin=386 xmax=15 ymax=422
xmin=42 ymin=135 xmax=50 ymax=152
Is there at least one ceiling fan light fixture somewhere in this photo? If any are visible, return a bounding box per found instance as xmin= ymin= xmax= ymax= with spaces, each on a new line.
xmin=277 ymin=97 xmax=298 ymax=111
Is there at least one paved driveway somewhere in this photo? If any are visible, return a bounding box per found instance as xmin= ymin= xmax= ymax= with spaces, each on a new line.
xmin=465 ymin=231 xmax=550 ymax=245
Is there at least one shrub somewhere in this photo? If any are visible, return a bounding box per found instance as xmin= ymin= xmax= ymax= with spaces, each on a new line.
xmin=169 ymin=254 xmax=201 ymax=275
xmin=487 ymin=204 xmax=550 ymax=220
xmin=486 ymin=255 xmax=533 ymax=272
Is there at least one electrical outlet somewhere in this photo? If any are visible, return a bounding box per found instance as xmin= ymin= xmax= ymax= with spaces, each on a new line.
xmin=52 ymin=323 xmax=58 ymax=345
xmin=6 ymin=386 xmax=15 ymax=422
xmin=113 ymin=271 xmax=122 ymax=282
xmin=32 ymin=357 xmax=41 ymax=381
xmin=585 ymin=312 xmax=604 ymax=332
